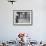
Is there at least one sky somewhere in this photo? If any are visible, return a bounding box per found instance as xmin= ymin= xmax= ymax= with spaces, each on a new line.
xmin=0 ymin=0 xmax=46 ymax=42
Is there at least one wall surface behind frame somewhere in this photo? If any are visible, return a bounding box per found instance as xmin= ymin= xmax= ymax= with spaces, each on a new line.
xmin=0 ymin=0 xmax=46 ymax=42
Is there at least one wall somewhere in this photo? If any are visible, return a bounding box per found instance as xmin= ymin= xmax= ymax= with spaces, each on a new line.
xmin=0 ymin=0 xmax=46 ymax=42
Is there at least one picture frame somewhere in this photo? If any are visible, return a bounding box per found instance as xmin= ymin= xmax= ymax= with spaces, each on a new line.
xmin=13 ymin=10 xmax=33 ymax=25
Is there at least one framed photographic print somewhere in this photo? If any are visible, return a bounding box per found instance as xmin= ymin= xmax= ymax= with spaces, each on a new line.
xmin=13 ymin=10 xmax=33 ymax=25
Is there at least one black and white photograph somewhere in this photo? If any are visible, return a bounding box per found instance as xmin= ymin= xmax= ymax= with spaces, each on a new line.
xmin=13 ymin=10 xmax=32 ymax=25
